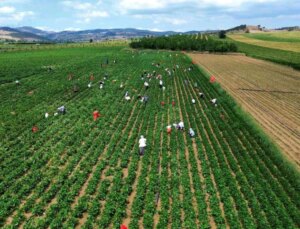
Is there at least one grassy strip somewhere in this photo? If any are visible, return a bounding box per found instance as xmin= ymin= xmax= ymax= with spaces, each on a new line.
xmin=229 ymin=40 xmax=300 ymax=70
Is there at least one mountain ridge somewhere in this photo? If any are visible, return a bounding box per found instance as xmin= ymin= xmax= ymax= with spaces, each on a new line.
xmin=0 ymin=26 xmax=206 ymax=42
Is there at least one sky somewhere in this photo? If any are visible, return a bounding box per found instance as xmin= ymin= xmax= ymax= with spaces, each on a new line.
xmin=0 ymin=0 xmax=299 ymax=32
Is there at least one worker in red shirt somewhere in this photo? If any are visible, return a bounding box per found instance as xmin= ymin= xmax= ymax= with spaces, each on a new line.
xmin=93 ymin=110 xmax=100 ymax=121
xmin=120 ymin=225 xmax=128 ymax=229
xmin=161 ymin=101 xmax=165 ymax=107
xmin=172 ymin=101 xmax=175 ymax=107
xmin=166 ymin=125 xmax=172 ymax=135
xmin=32 ymin=125 xmax=38 ymax=133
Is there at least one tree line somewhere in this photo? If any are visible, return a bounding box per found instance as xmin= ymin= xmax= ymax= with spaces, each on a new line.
xmin=130 ymin=34 xmax=238 ymax=52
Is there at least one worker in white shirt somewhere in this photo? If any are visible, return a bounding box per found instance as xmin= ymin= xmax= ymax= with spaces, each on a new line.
xmin=138 ymin=135 xmax=147 ymax=155
xmin=159 ymin=80 xmax=163 ymax=89
xmin=144 ymin=81 xmax=149 ymax=90
xmin=177 ymin=121 xmax=184 ymax=131
xmin=211 ymin=98 xmax=217 ymax=106
xmin=189 ymin=128 xmax=195 ymax=138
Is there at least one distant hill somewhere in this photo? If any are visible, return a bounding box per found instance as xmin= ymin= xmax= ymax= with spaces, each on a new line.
xmin=0 ymin=26 xmax=205 ymax=42
xmin=275 ymin=26 xmax=300 ymax=31
xmin=226 ymin=24 xmax=247 ymax=32
xmin=226 ymin=24 xmax=300 ymax=33
xmin=16 ymin=26 xmax=54 ymax=37
xmin=0 ymin=27 xmax=48 ymax=41
xmin=46 ymin=28 xmax=181 ymax=42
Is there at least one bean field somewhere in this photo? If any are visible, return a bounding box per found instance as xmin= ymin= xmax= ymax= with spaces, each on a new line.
xmin=0 ymin=45 xmax=299 ymax=229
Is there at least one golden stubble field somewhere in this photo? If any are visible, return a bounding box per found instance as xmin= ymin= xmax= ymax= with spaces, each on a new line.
xmin=229 ymin=33 xmax=300 ymax=52
xmin=189 ymin=53 xmax=300 ymax=166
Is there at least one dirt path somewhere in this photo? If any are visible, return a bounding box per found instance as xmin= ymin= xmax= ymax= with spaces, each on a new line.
xmin=189 ymin=53 xmax=300 ymax=167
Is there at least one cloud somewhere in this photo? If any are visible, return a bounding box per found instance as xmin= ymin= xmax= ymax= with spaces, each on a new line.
xmin=156 ymin=17 xmax=187 ymax=25
xmin=77 ymin=10 xmax=109 ymax=23
xmin=0 ymin=6 xmax=15 ymax=14
xmin=63 ymin=27 xmax=82 ymax=31
xmin=62 ymin=1 xmax=109 ymax=23
xmin=62 ymin=1 xmax=93 ymax=10
xmin=0 ymin=4 xmax=34 ymax=24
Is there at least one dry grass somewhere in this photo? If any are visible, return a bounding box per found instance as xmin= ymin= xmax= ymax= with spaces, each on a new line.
xmin=189 ymin=53 xmax=300 ymax=166
xmin=229 ymin=34 xmax=300 ymax=52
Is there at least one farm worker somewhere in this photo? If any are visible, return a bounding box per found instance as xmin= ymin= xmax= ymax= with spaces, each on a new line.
xmin=57 ymin=106 xmax=66 ymax=115
xmin=166 ymin=125 xmax=172 ymax=134
xmin=143 ymin=96 xmax=149 ymax=105
xmin=45 ymin=112 xmax=49 ymax=118
xmin=90 ymin=74 xmax=94 ymax=81
xmin=88 ymin=82 xmax=92 ymax=88
xmin=120 ymin=224 xmax=128 ymax=229
xmin=32 ymin=125 xmax=38 ymax=133
xmin=192 ymin=99 xmax=196 ymax=104
xmin=104 ymin=73 xmax=108 ymax=80
xmin=54 ymin=112 xmax=58 ymax=116
xmin=161 ymin=101 xmax=165 ymax=107
xmin=210 ymin=75 xmax=216 ymax=83
xmin=73 ymin=85 xmax=79 ymax=93
xmin=125 ymin=95 xmax=131 ymax=101
xmin=178 ymin=121 xmax=184 ymax=131
xmin=144 ymin=81 xmax=149 ymax=90
xmin=93 ymin=110 xmax=100 ymax=121
xmin=99 ymin=81 xmax=104 ymax=89
xmin=199 ymin=92 xmax=204 ymax=99
xmin=139 ymin=135 xmax=147 ymax=156
xmin=189 ymin=128 xmax=195 ymax=138
xmin=172 ymin=101 xmax=175 ymax=107
xmin=159 ymin=80 xmax=163 ymax=89
xmin=211 ymin=98 xmax=217 ymax=106
xmin=15 ymin=80 xmax=20 ymax=85
xmin=125 ymin=91 xmax=129 ymax=97
xmin=120 ymin=83 xmax=124 ymax=89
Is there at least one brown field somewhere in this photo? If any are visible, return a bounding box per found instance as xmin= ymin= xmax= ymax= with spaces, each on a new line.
xmin=189 ymin=53 xmax=300 ymax=166
xmin=229 ymin=34 xmax=300 ymax=52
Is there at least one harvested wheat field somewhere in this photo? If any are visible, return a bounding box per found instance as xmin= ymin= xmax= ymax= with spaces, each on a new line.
xmin=229 ymin=34 xmax=300 ymax=52
xmin=189 ymin=53 xmax=300 ymax=166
